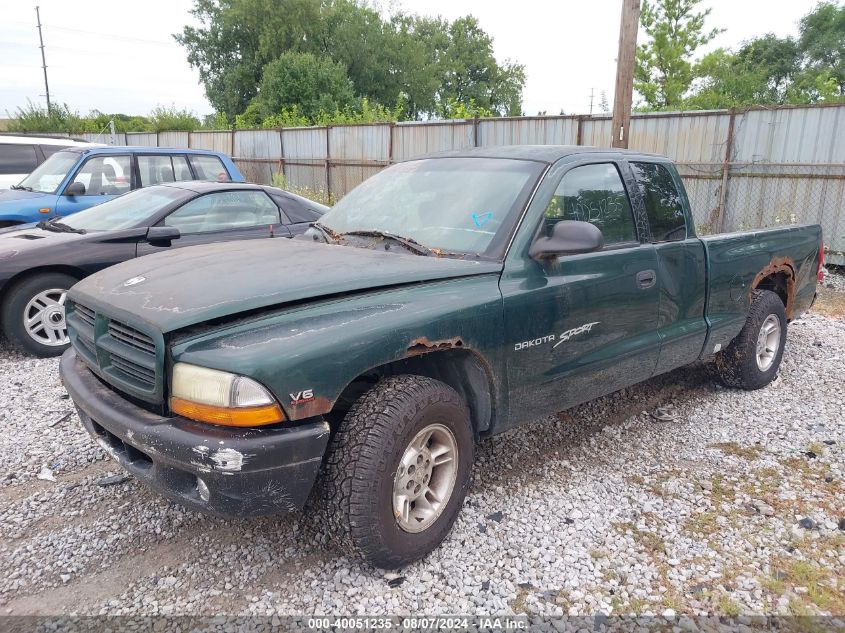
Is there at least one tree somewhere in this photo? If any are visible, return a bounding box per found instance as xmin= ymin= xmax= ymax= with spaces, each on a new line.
xmin=797 ymin=1 xmax=845 ymax=96
xmin=175 ymin=0 xmax=526 ymax=123
xmin=634 ymin=0 xmax=722 ymax=109
xmin=251 ymin=52 xmax=356 ymax=122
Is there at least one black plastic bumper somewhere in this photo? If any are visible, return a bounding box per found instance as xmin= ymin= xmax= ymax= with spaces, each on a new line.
xmin=59 ymin=349 xmax=330 ymax=517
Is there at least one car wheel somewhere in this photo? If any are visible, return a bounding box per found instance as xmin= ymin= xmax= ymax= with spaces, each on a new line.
xmin=1 ymin=272 xmax=78 ymax=357
xmin=715 ymin=289 xmax=787 ymax=390
xmin=320 ymin=374 xmax=474 ymax=568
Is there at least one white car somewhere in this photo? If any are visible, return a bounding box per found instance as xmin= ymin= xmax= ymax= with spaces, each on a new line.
xmin=0 ymin=135 xmax=99 ymax=189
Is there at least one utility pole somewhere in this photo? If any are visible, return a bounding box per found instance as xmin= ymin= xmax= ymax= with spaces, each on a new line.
xmin=611 ymin=0 xmax=640 ymax=148
xmin=35 ymin=6 xmax=51 ymax=112
xmin=589 ymin=88 xmax=594 ymax=115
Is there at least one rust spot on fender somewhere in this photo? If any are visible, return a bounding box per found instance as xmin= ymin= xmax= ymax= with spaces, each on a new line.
xmin=287 ymin=395 xmax=333 ymax=421
xmin=750 ymin=256 xmax=796 ymax=319
xmin=405 ymin=336 xmax=464 ymax=357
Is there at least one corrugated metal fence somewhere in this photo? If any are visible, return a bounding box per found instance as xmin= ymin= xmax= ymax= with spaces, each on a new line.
xmin=77 ymin=103 xmax=845 ymax=263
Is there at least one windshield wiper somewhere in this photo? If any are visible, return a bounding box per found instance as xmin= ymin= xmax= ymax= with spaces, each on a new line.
xmin=10 ymin=185 xmax=33 ymax=191
xmin=340 ymin=229 xmax=435 ymax=256
xmin=36 ymin=218 xmax=86 ymax=234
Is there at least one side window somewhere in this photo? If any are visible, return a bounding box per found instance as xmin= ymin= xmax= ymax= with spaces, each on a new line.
xmin=70 ymin=155 xmax=131 ymax=196
xmin=139 ymin=155 xmax=195 ymax=187
xmin=0 ymin=144 xmax=38 ymax=175
xmin=272 ymin=194 xmax=323 ymax=223
xmin=631 ymin=162 xmax=687 ymax=242
xmin=165 ymin=191 xmax=280 ymax=233
xmin=40 ymin=145 xmax=65 ymax=159
xmin=189 ymin=155 xmax=230 ymax=182
xmin=543 ymin=163 xmax=636 ymax=245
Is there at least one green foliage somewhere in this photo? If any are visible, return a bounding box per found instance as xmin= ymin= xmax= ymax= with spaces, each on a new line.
xmin=271 ymin=172 xmax=335 ymax=206
xmin=251 ymin=52 xmax=356 ymax=122
xmin=635 ymin=0 xmax=722 ymax=110
xmin=437 ymin=98 xmax=495 ymax=120
xmin=175 ymin=0 xmax=526 ymax=122
xmin=147 ymin=106 xmax=201 ymax=132
xmin=799 ymin=1 xmax=845 ymax=96
xmin=8 ymin=101 xmax=97 ymax=134
xmin=639 ymin=0 xmax=845 ymax=110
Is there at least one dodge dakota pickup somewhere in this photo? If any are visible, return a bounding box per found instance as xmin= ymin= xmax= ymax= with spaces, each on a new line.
xmin=59 ymin=146 xmax=823 ymax=568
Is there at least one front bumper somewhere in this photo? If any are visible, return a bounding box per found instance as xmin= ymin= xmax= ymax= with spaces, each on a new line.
xmin=60 ymin=349 xmax=330 ymax=517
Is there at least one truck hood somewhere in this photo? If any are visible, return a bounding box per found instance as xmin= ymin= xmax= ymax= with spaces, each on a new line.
xmin=70 ymin=238 xmax=502 ymax=333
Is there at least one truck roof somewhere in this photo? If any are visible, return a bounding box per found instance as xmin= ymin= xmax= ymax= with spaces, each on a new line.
xmin=426 ymin=144 xmax=669 ymax=164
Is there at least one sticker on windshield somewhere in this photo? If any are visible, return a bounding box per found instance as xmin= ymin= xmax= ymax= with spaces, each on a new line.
xmin=472 ymin=212 xmax=493 ymax=228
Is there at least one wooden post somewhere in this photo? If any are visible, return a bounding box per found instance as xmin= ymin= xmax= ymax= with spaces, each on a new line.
xmin=611 ymin=0 xmax=641 ymax=149
xmin=717 ymin=109 xmax=737 ymax=232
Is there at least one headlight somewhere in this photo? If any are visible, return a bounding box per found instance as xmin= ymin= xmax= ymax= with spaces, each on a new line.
xmin=170 ymin=363 xmax=285 ymax=427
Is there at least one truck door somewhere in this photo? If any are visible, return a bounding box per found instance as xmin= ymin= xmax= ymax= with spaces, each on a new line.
xmin=627 ymin=161 xmax=707 ymax=375
xmin=500 ymin=160 xmax=660 ymax=428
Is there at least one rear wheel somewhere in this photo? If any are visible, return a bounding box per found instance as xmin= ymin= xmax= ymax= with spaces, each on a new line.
xmin=715 ymin=289 xmax=787 ymax=390
xmin=320 ymin=374 xmax=473 ymax=568
xmin=1 ymin=272 xmax=77 ymax=357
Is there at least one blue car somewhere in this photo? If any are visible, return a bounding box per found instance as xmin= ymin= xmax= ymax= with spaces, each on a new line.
xmin=0 ymin=146 xmax=244 ymax=227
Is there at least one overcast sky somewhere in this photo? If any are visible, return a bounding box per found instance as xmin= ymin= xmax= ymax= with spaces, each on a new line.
xmin=0 ymin=0 xmax=823 ymax=120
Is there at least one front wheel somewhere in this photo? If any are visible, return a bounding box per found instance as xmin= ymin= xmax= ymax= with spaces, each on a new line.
xmin=1 ymin=272 xmax=78 ymax=357
xmin=715 ymin=289 xmax=787 ymax=390
xmin=320 ymin=374 xmax=474 ymax=568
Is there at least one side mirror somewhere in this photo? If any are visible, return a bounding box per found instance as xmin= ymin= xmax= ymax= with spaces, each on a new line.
xmin=65 ymin=181 xmax=86 ymax=197
xmin=146 ymin=225 xmax=181 ymax=246
xmin=529 ymin=220 xmax=604 ymax=260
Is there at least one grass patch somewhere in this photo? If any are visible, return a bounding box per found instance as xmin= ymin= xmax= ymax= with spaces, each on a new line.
xmin=508 ymin=587 xmax=531 ymax=614
xmin=767 ymin=556 xmax=845 ymax=615
xmin=685 ymin=511 xmax=720 ymax=536
xmin=709 ymin=442 xmax=764 ymax=461
xmin=812 ymin=287 xmax=845 ymax=318
xmin=718 ymin=595 xmax=742 ymax=617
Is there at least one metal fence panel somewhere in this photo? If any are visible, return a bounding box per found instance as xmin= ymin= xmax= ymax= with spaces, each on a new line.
xmin=157 ymin=131 xmax=190 ymax=148
xmin=392 ymin=121 xmax=474 ymax=161
xmin=126 ymin=133 xmax=157 ymax=147
xmin=233 ymin=130 xmax=282 ymax=185
xmin=477 ymin=117 xmax=579 ymax=146
xmin=189 ymin=131 xmax=233 ymax=154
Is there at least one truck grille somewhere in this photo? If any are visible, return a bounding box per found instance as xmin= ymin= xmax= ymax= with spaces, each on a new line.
xmin=67 ymin=301 xmax=163 ymax=404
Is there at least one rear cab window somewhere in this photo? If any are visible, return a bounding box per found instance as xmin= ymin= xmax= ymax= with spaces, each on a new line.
xmin=630 ymin=162 xmax=687 ymax=242
xmin=543 ymin=163 xmax=637 ymax=246
xmin=189 ymin=155 xmax=231 ymax=182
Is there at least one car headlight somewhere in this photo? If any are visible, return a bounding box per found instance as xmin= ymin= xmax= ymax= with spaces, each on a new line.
xmin=170 ymin=362 xmax=285 ymax=427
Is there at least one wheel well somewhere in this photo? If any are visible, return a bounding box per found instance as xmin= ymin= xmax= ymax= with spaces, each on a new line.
xmin=330 ymin=349 xmax=496 ymax=438
xmin=0 ymin=266 xmax=86 ymax=305
xmin=750 ymin=260 xmax=795 ymax=320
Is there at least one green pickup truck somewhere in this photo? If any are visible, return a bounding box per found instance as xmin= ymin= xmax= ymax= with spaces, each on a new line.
xmin=59 ymin=146 xmax=823 ymax=568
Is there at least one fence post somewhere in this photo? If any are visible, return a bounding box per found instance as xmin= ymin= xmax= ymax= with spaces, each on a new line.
xmin=279 ymin=128 xmax=286 ymax=182
xmin=325 ymin=125 xmax=332 ymax=196
xmin=576 ymin=116 xmax=585 ymax=146
xmin=388 ymin=122 xmax=394 ymax=165
xmin=473 ymin=116 xmax=480 ymax=147
xmin=716 ymin=108 xmax=737 ymax=233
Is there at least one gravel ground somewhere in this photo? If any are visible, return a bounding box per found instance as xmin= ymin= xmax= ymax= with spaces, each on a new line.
xmin=822 ymin=266 xmax=845 ymax=293
xmin=0 ymin=307 xmax=843 ymax=620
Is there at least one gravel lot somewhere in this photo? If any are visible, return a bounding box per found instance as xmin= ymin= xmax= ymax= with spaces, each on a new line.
xmin=0 ymin=302 xmax=843 ymax=619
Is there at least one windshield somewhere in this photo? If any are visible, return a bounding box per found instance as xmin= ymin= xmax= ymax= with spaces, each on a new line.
xmin=318 ymin=158 xmax=545 ymax=258
xmin=60 ymin=186 xmax=190 ymax=231
xmin=18 ymin=151 xmax=79 ymax=193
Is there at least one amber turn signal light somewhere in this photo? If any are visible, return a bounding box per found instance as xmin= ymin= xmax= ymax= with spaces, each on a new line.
xmin=170 ymin=397 xmax=285 ymax=427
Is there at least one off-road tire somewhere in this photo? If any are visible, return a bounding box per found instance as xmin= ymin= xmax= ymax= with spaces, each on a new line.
xmin=320 ymin=374 xmax=473 ymax=568
xmin=1 ymin=272 xmax=77 ymax=358
xmin=715 ymin=289 xmax=787 ymax=390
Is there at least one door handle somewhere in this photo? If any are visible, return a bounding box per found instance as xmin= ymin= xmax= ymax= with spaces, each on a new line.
xmin=636 ymin=269 xmax=657 ymax=289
